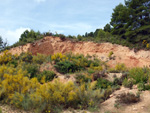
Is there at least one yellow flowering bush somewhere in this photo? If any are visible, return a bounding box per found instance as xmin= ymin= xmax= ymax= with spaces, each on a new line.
xmin=51 ymin=53 xmax=68 ymax=63
xmin=0 ymin=50 xmax=13 ymax=64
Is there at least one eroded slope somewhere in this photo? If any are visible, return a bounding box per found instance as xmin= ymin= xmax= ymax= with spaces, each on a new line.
xmin=8 ymin=36 xmax=150 ymax=68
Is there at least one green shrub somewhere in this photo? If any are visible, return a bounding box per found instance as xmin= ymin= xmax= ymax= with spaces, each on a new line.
xmin=76 ymin=82 xmax=108 ymax=109
xmin=115 ymin=63 xmax=127 ymax=72
xmin=123 ymin=78 xmax=134 ymax=89
xmin=37 ymin=70 xmax=56 ymax=83
xmin=102 ymin=86 xmax=113 ymax=100
xmin=96 ymin=78 xmax=112 ymax=89
xmin=19 ymin=52 xmax=33 ymax=63
xmin=32 ymin=53 xmax=47 ymax=64
xmin=87 ymin=69 xmax=95 ymax=74
xmin=12 ymin=93 xmax=32 ymax=110
xmin=113 ymin=72 xmax=128 ymax=86
xmin=26 ymin=63 xmax=39 ymax=78
xmin=54 ymin=60 xmax=81 ymax=74
xmin=92 ymin=71 xmax=106 ymax=81
xmin=75 ymin=74 xmax=91 ymax=84
xmin=137 ymin=82 xmax=145 ymax=91
xmin=8 ymin=60 xmax=18 ymax=67
xmin=109 ymin=63 xmax=127 ymax=73
xmin=129 ymin=67 xmax=149 ymax=84
xmin=113 ymin=78 xmax=121 ymax=86
xmin=137 ymin=82 xmax=150 ymax=91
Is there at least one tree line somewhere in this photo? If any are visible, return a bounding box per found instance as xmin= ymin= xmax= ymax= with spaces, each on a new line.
xmin=80 ymin=0 xmax=150 ymax=50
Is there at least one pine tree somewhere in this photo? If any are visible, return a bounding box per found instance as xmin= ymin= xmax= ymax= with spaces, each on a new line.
xmin=110 ymin=0 xmax=150 ymax=43
xmin=110 ymin=4 xmax=129 ymax=38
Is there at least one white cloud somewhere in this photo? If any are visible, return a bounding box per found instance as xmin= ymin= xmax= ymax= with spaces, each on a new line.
xmin=0 ymin=27 xmax=30 ymax=45
xmin=34 ymin=0 xmax=46 ymax=3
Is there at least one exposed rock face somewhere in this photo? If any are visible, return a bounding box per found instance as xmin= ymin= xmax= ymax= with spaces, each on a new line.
xmin=9 ymin=43 xmax=31 ymax=55
xmin=7 ymin=36 xmax=150 ymax=68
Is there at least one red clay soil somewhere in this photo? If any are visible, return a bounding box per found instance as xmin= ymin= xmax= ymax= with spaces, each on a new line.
xmin=8 ymin=36 xmax=150 ymax=68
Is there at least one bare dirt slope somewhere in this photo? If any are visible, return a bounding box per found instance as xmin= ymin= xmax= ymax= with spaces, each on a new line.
xmin=8 ymin=36 xmax=150 ymax=68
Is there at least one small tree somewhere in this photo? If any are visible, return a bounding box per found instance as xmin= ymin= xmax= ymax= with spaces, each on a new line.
xmin=104 ymin=24 xmax=111 ymax=32
xmin=0 ymin=36 xmax=8 ymax=51
xmin=77 ymin=35 xmax=82 ymax=41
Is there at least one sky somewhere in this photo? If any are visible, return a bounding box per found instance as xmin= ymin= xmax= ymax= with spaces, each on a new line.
xmin=0 ymin=0 xmax=124 ymax=45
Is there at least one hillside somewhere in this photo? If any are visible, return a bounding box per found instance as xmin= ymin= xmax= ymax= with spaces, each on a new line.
xmin=7 ymin=36 xmax=150 ymax=68
xmin=1 ymin=36 xmax=150 ymax=113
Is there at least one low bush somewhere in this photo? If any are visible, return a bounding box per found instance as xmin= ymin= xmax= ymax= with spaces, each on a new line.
xmin=32 ymin=53 xmax=47 ymax=65
xmin=19 ymin=52 xmax=33 ymax=63
xmin=123 ymin=78 xmax=134 ymax=89
xmin=137 ymin=82 xmax=150 ymax=91
xmin=129 ymin=67 xmax=150 ymax=84
xmin=96 ymin=78 xmax=112 ymax=89
xmin=75 ymin=74 xmax=92 ymax=84
xmin=115 ymin=92 xmax=140 ymax=104
xmin=87 ymin=69 xmax=95 ymax=74
xmin=37 ymin=70 xmax=56 ymax=83
xmin=113 ymin=78 xmax=122 ymax=86
xmin=108 ymin=63 xmax=127 ymax=73
xmin=76 ymin=82 xmax=108 ymax=109
xmin=115 ymin=63 xmax=127 ymax=72
xmin=54 ymin=60 xmax=82 ymax=74
xmin=0 ymin=50 xmax=13 ymax=65
xmin=26 ymin=63 xmax=40 ymax=78
xmin=92 ymin=71 xmax=106 ymax=81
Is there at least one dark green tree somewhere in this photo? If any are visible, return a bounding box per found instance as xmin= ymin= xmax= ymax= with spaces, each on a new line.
xmin=19 ymin=30 xmax=43 ymax=43
xmin=110 ymin=0 xmax=150 ymax=43
xmin=104 ymin=24 xmax=111 ymax=32
xmin=94 ymin=29 xmax=100 ymax=37
xmin=20 ymin=30 xmax=29 ymax=42
xmin=97 ymin=29 xmax=106 ymax=39
xmin=110 ymin=3 xmax=129 ymax=38
xmin=85 ymin=32 xmax=88 ymax=37
xmin=77 ymin=35 xmax=82 ymax=41
xmin=88 ymin=32 xmax=94 ymax=37
xmin=125 ymin=0 xmax=150 ymax=42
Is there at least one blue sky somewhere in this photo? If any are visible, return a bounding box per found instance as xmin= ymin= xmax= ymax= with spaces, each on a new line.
xmin=0 ymin=0 xmax=124 ymax=45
